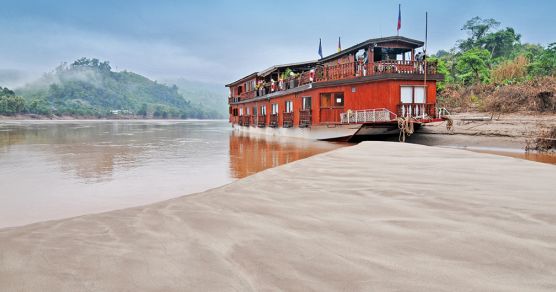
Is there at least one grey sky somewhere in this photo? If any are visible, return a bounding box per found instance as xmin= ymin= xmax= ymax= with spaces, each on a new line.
xmin=0 ymin=0 xmax=554 ymax=88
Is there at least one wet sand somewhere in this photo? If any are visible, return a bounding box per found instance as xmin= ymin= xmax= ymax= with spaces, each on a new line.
xmin=1 ymin=142 xmax=556 ymax=291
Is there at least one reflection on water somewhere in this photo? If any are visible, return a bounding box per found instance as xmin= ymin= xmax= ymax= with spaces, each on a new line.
xmin=0 ymin=120 xmax=345 ymax=227
xmin=458 ymin=147 xmax=556 ymax=165
xmin=229 ymin=132 xmax=345 ymax=178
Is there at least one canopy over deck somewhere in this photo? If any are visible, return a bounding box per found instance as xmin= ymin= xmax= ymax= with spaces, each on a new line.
xmin=258 ymin=60 xmax=317 ymax=77
xmin=320 ymin=36 xmax=424 ymax=62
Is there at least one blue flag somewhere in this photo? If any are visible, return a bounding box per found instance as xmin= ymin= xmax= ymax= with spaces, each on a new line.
xmin=397 ymin=4 xmax=401 ymax=33
xmin=318 ymin=38 xmax=323 ymax=59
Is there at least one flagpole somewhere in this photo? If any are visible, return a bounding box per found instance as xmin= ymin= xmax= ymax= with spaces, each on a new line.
xmin=424 ymin=12 xmax=428 ymax=88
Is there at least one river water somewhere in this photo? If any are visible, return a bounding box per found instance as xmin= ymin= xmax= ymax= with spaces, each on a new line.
xmin=1 ymin=120 xmax=554 ymax=228
xmin=0 ymin=120 xmax=343 ymax=228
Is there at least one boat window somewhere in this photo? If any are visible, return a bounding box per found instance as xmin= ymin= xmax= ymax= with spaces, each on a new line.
xmin=414 ymin=87 xmax=426 ymax=103
xmin=302 ymin=96 xmax=311 ymax=110
xmin=285 ymin=101 xmax=293 ymax=113
xmin=401 ymin=86 xmax=413 ymax=103
xmin=334 ymin=93 xmax=344 ymax=107
xmin=401 ymin=86 xmax=427 ymax=104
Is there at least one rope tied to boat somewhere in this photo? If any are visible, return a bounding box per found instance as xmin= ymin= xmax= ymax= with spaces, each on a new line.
xmin=445 ymin=117 xmax=454 ymax=134
xmin=398 ymin=117 xmax=415 ymax=142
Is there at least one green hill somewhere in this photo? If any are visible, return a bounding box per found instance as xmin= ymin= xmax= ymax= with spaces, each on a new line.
xmin=14 ymin=58 xmax=222 ymax=119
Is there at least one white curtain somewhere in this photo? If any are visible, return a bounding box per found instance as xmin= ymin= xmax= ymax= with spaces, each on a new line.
xmin=414 ymin=87 xmax=426 ymax=103
xmin=401 ymin=86 xmax=413 ymax=103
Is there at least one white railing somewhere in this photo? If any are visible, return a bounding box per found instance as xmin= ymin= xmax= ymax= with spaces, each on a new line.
xmin=340 ymin=108 xmax=397 ymax=124
xmin=437 ymin=107 xmax=451 ymax=118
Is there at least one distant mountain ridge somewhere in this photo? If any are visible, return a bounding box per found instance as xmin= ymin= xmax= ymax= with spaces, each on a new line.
xmin=14 ymin=58 xmax=225 ymax=119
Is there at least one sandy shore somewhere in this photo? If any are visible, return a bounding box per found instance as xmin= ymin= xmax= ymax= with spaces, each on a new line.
xmin=417 ymin=112 xmax=556 ymax=148
xmin=1 ymin=142 xmax=556 ymax=291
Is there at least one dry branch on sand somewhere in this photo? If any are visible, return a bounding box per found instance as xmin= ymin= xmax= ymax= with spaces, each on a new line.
xmin=526 ymin=125 xmax=556 ymax=152
xmin=439 ymin=77 xmax=556 ymax=113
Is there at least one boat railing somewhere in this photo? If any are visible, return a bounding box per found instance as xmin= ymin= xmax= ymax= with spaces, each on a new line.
xmin=437 ymin=107 xmax=451 ymax=118
xmin=269 ymin=114 xmax=279 ymax=128
xmin=241 ymin=115 xmax=250 ymax=127
xmin=239 ymin=91 xmax=256 ymax=100
xmin=316 ymin=60 xmax=437 ymax=82
xmin=299 ymin=109 xmax=312 ymax=128
xmin=397 ymin=103 xmax=436 ymax=119
xmin=283 ymin=112 xmax=293 ymax=128
xmin=230 ymin=60 xmax=438 ymax=103
xmin=257 ymin=115 xmax=266 ymax=127
xmin=340 ymin=108 xmax=398 ymax=124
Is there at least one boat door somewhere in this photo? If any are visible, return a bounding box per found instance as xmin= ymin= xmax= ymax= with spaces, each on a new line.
xmin=319 ymin=92 xmax=344 ymax=123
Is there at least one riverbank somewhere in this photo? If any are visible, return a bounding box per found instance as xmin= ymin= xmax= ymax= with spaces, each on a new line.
xmin=1 ymin=142 xmax=555 ymax=291
xmin=418 ymin=112 xmax=556 ymax=149
xmin=0 ymin=114 xmax=155 ymax=120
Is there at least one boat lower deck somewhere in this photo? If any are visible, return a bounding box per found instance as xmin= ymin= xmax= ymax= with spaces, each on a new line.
xmin=232 ymin=123 xmax=361 ymax=141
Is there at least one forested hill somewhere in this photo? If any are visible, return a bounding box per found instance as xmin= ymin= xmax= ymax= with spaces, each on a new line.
xmin=12 ymin=58 xmax=224 ymax=118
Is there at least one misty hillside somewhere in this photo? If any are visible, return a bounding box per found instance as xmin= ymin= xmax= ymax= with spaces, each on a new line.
xmin=16 ymin=58 xmax=224 ymax=119
xmin=163 ymin=78 xmax=228 ymax=118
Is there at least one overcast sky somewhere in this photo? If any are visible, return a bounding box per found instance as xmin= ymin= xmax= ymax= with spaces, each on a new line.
xmin=0 ymin=0 xmax=554 ymax=88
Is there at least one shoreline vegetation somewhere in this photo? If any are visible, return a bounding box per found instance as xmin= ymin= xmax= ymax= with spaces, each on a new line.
xmin=1 ymin=142 xmax=555 ymax=290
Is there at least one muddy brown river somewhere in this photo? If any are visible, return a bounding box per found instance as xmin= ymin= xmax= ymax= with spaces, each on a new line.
xmin=1 ymin=120 xmax=553 ymax=228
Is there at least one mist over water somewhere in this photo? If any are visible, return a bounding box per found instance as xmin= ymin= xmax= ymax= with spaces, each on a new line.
xmin=0 ymin=120 xmax=343 ymax=228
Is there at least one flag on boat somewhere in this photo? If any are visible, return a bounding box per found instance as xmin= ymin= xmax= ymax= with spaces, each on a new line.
xmin=318 ymin=38 xmax=323 ymax=59
xmin=397 ymin=4 xmax=401 ymax=33
xmin=338 ymin=37 xmax=341 ymax=52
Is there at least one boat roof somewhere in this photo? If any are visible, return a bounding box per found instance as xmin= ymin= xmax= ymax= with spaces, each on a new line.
xmin=225 ymin=72 xmax=258 ymax=87
xmin=225 ymin=35 xmax=424 ymax=87
xmin=257 ymin=60 xmax=318 ymax=77
xmin=319 ymin=36 xmax=424 ymax=62
xmin=225 ymin=60 xmax=317 ymax=87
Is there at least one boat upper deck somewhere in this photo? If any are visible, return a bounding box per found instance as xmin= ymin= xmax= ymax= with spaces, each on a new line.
xmin=226 ymin=36 xmax=443 ymax=105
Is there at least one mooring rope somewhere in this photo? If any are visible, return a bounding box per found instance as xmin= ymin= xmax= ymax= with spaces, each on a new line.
xmin=445 ymin=117 xmax=454 ymax=134
xmin=398 ymin=117 xmax=415 ymax=142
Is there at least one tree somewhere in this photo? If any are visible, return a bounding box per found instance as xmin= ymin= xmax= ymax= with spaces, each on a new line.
xmin=428 ymin=56 xmax=451 ymax=91
xmin=71 ymin=57 xmax=112 ymax=72
xmin=479 ymin=27 xmax=521 ymax=59
xmin=456 ymin=48 xmax=492 ymax=84
xmin=0 ymin=95 xmax=26 ymax=115
xmin=435 ymin=50 xmax=451 ymax=58
xmin=458 ymin=17 xmax=500 ymax=51
xmin=1 ymin=86 xmax=15 ymax=96
xmin=137 ymin=103 xmax=149 ymax=118
xmin=28 ymin=97 xmax=52 ymax=115
xmin=529 ymin=43 xmax=556 ymax=77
